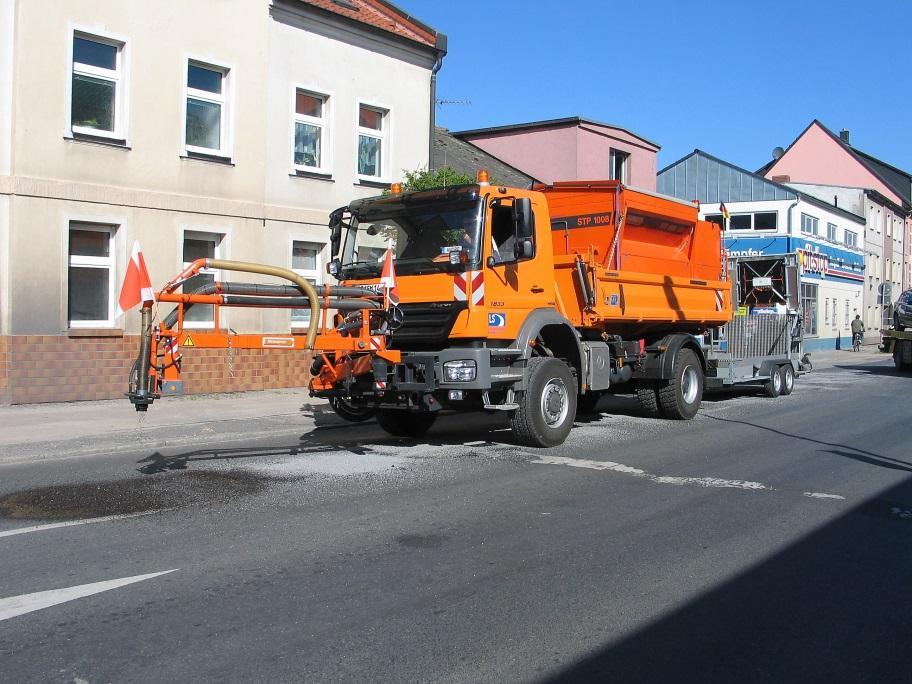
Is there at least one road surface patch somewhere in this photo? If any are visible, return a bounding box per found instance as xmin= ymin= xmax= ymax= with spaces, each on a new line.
xmin=532 ymin=455 xmax=770 ymax=491
xmin=0 ymin=570 xmax=177 ymax=622
xmin=803 ymin=492 xmax=846 ymax=500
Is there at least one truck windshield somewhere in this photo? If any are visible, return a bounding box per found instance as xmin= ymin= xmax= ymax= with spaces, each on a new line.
xmin=340 ymin=198 xmax=483 ymax=278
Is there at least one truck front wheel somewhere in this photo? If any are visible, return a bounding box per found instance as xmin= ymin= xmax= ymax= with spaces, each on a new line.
xmin=375 ymin=409 xmax=437 ymax=437
xmin=512 ymin=357 xmax=577 ymax=447
xmin=657 ymin=349 xmax=703 ymax=420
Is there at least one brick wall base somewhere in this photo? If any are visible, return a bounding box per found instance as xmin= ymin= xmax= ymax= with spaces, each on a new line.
xmin=0 ymin=335 xmax=313 ymax=405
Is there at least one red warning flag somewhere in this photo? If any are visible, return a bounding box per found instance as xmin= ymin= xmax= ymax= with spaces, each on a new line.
xmin=116 ymin=240 xmax=155 ymax=317
xmin=379 ymin=240 xmax=399 ymax=309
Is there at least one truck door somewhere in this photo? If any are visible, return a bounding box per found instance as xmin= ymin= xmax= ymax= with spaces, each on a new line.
xmin=483 ymin=196 xmax=556 ymax=340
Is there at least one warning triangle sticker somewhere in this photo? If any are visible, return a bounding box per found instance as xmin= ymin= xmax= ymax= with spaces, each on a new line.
xmin=182 ymin=336 xmax=195 ymax=347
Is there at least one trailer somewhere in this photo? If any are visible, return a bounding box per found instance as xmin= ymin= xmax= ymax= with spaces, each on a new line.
xmin=702 ymin=254 xmax=810 ymax=398
xmin=880 ymin=329 xmax=912 ymax=371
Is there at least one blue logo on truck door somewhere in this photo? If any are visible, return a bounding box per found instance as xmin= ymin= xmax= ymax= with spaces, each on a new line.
xmin=488 ymin=313 xmax=506 ymax=328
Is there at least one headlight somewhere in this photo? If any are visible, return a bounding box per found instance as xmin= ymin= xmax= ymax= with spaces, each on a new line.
xmin=444 ymin=359 xmax=476 ymax=382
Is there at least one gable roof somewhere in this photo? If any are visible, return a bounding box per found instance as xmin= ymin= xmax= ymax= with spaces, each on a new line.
xmin=452 ymin=117 xmax=660 ymax=150
xmin=433 ymin=128 xmax=536 ymax=187
xmin=295 ymin=0 xmax=443 ymax=49
xmin=760 ymin=119 xmax=911 ymax=208
xmin=659 ymin=149 xmax=864 ymax=224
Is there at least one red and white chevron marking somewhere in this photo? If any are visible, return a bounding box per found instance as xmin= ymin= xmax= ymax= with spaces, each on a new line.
xmin=374 ymin=380 xmax=387 ymax=390
xmin=714 ymin=290 xmax=725 ymax=311
xmin=453 ymin=271 xmax=484 ymax=305
xmin=369 ymin=335 xmax=384 ymax=350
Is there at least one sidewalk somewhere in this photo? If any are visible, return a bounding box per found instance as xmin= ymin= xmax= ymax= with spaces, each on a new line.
xmin=0 ymin=387 xmax=335 ymax=464
xmin=0 ymin=346 xmax=892 ymax=464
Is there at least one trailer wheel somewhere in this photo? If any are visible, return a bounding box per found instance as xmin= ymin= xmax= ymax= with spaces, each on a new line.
xmin=635 ymin=381 xmax=663 ymax=418
xmin=511 ymin=357 xmax=577 ymax=447
xmin=375 ymin=409 xmax=437 ymax=437
xmin=779 ymin=364 xmax=795 ymax=396
xmin=763 ymin=367 xmax=783 ymax=398
xmin=657 ymin=349 xmax=703 ymax=420
xmin=329 ymin=397 xmax=377 ymax=422
xmin=894 ymin=343 xmax=911 ymax=371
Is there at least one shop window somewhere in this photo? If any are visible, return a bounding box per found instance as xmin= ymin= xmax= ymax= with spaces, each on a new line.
xmin=753 ymin=212 xmax=777 ymax=230
xmin=801 ymin=282 xmax=818 ymax=336
xmin=730 ymin=214 xmax=752 ymax=230
xmin=68 ymin=222 xmax=117 ymax=327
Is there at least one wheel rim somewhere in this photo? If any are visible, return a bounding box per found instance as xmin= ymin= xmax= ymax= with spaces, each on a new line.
xmin=773 ymin=370 xmax=782 ymax=392
xmin=541 ymin=377 xmax=569 ymax=427
xmin=681 ymin=365 xmax=699 ymax=405
xmin=783 ymin=368 xmax=794 ymax=392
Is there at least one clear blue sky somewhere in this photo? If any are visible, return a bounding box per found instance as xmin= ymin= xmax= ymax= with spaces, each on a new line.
xmin=397 ymin=0 xmax=912 ymax=175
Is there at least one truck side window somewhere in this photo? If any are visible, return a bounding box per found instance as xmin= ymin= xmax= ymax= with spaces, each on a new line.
xmin=491 ymin=205 xmax=515 ymax=264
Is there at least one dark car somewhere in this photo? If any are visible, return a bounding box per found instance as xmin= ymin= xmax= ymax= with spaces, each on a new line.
xmin=894 ymin=288 xmax=912 ymax=330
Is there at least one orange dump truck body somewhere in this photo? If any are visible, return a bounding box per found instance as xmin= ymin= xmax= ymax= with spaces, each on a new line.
xmin=541 ymin=180 xmax=732 ymax=337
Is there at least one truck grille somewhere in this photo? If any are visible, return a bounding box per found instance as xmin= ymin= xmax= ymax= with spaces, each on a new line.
xmin=390 ymin=302 xmax=468 ymax=350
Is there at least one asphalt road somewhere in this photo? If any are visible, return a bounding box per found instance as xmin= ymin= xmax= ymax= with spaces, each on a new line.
xmin=1 ymin=355 xmax=910 ymax=682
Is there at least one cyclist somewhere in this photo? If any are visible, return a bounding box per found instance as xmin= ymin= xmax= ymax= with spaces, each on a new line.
xmin=851 ymin=314 xmax=865 ymax=351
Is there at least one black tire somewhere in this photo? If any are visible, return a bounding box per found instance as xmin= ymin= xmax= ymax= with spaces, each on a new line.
xmin=511 ymin=357 xmax=577 ymax=447
xmin=329 ymin=396 xmax=377 ymax=422
xmin=657 ymin=349 xmax=703 ymax=420
xmin=893 ymin=347 xmax=904 ymax=370
xmin=779 ymin=364 xmax=795 ymax=396
xmin=635 ymin=381 xmax=664 ymax=418
xmin=375 ymin=409 xmax=437 ymax=437
xmin=576 ymin=391 xmax=602 ymax=415
xmin=763 ymin=366 xmax=783 ymax=398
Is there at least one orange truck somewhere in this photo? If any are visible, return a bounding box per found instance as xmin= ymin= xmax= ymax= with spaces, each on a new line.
xmin=128 ymin=176 xmax=737 ymax=447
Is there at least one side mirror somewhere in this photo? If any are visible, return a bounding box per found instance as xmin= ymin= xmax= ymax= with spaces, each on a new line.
xmin=513 ymin=198 xmax=533 ymax=239
xmin=514 ymin=238 xmax=534 ymax=260
xmin=328 ymin=207 xmax=344 ymax=257
xmin=326 ymin=259 xmax=341 ymax=278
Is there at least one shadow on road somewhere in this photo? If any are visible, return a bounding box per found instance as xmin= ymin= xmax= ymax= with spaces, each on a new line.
xmin=833 ymin=363 xmax=909 ymax=376
xmin=703 ymin=414 xmax=912 ymax=473
xmin=542 ymin=474 xmax=912 ymax=682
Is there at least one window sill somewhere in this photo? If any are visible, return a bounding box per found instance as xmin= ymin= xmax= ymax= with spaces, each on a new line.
xmin=67 ymin=327 xmax=124 ymax=338
xmin=181 ymin=151 xmax=234 ymax=166
xmin=290 ymin=170 xmax=334 ymax=182
xmin=356 ymin=178 xmax=391 ymax=190
xmin=64 ymin=133 xmax=130 ymax=150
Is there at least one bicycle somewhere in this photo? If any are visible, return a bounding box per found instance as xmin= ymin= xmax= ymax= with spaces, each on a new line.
xmin=852 ymin=331 xmax=863 ymax=352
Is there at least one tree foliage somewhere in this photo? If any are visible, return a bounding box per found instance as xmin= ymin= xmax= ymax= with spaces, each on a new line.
xmin=399 ymin=166 xmax=476 ymax=191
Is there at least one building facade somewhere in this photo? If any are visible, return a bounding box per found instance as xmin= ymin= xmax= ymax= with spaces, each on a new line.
xmin=452 ymin=117 xmax=660 ymax=191
xmin=759 ymin=121 xmax=911 ymax=332
xmin=0 ymin=0 xmax=445 ymax=404
xmin=659 ymin=151 xmax=866 ymax=352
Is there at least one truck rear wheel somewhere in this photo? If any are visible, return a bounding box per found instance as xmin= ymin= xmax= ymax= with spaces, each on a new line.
xmin=511 ymin=357 xmax=577 ymax=447
xmin=329 ymin=396 xmax=378 ymax=422
xmin=635 ymin=381 xmax=663 ymax=418
xmin=375 ymin=409 xmax=437 ymax=437
xmin=657 ymin=349 xmax=703 ymax=420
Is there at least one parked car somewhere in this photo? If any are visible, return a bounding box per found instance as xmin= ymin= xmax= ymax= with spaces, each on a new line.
xmin=894 ymin=288 xmax=912 ymax=330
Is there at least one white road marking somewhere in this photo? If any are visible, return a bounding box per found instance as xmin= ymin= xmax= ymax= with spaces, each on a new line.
xmin=532 ymin=456 xmax=771 ymax=491
xmin=0 ymin=510 xmax=162 ymax=539
xmin=803 ymin=492 xmax=846 ymax=500
xmin=0 ymin=569 xmax=178 ymax=622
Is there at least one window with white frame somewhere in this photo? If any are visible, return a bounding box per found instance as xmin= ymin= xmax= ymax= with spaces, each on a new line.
xmin=294 ymin=90 xmax=328 ymax=171
xmin=844 ymin=300 xmax=850 ymax=328
xmin=357 ymin=104 xmax=387 ymax=178
xmin=827 ymin=222 xmax=838 ymax=241
xmin=185 ymin=61 xmax=229 ymax=157
xmin=71 ymin=33 xmax=125 ymax=138
xmin=291 ymin=241 xmax=322 ymax=326
xmin=801 ymin=213 xmax=819 ymax=235
xmin=832 ymin=298 xmax=838 ymax=328
xmin=801 ymin=282 xmax=818 ymax=336
xmin=609 ymin=149 xmax=630 ymax=184
xmin=844 ymin=229 xmax=858 ymax=248
xmin=68 ymin=222 xmax=116 ymax=327
xmin=824 ymin=297 xmax=830 ymax=327
xmin=182 ymin=232 xmax=222 ymax=325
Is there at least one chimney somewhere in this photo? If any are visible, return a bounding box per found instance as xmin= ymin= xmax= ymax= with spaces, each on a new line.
xmin=840 ymin=128 xmax=850 ymax=144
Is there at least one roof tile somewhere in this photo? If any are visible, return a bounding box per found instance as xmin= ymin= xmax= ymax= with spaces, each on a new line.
xmin=297 ymin=0 xmax=436 ymax=47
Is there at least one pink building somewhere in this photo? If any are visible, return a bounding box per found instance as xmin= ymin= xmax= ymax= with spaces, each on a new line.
xmin=452 ymin=117 xmax=660 ymax=191
xmin=760 ymin=120 xmax=911 ymax=331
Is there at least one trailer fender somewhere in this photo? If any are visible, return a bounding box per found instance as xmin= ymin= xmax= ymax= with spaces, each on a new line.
xmin=641 ymin=334 xmax=707 ymax=381
xmin=513 ymin=309 xmax=585 ymax=391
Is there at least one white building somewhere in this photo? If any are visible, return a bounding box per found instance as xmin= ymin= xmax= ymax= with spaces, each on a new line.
xmin=659 ymin=151 xmax=866 ymax=352
xmin=0 ymin=0 xmax=446 ymax=403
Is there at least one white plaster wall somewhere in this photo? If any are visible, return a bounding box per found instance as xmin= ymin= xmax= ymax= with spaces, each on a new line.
xmin=0 ymin=0 xmax=14 ymax=177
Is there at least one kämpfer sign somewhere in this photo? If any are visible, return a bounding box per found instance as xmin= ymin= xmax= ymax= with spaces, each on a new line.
xmin=724 ymin=236 xmax=788 ymax=258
